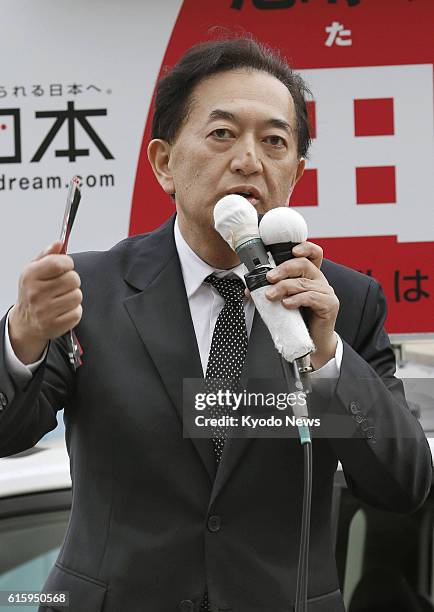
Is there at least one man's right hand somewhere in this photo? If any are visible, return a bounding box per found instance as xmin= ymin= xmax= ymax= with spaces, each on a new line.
xmin=8 ymin=241 xmax=83 ymax=365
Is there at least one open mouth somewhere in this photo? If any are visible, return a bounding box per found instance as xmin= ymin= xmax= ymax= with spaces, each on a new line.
xmin=233 ymin=192 xmax=260 ymax=206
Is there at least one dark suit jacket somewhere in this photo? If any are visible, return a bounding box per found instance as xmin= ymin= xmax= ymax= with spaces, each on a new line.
xmin=0 ymin=215 xmax=431 ymax=612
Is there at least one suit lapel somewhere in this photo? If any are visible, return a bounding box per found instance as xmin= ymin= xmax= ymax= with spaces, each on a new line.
xmin=123 ymin=217 xmax=216 ymax=483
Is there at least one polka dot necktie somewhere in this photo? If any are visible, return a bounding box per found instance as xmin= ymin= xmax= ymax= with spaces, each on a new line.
xmin=205 ymin=274 xmax=249 ymax=463
xmin=200 ymin=275 xmax=248 ymax=612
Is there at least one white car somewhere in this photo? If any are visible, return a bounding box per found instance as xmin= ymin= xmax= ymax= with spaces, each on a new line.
xmin=0 ymin=438 xmax=71 ymax=611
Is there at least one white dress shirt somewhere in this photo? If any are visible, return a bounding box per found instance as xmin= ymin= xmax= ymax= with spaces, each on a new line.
xmin=4 ymin=217 xmax=342 ymax=382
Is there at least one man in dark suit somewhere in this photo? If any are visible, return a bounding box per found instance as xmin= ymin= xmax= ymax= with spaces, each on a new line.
xmin=0 ymin=37 xmax=431 ymax=612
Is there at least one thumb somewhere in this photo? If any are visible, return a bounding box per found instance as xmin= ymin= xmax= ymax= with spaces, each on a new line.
xmin=33 ymin=240 xmax=64 ymax=261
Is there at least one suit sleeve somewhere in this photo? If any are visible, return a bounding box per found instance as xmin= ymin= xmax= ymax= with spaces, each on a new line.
xmin=326 ymin=279 xmax=432 ymax=512
xmin=0 ymin=313 xmax=74 ymax=457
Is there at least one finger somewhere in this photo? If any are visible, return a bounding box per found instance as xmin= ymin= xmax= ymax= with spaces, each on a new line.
xmin=267 ymin=257 xmax=322 ymax=283
xmin=292 ymin=241 xmax=323 ymax=269
xmin=33 ymin=288 xmax=83 ymax=323
xmin=265 ymin=277 xmax=329 ymax=300
xmin=31 ymin=254 xmax=75 ymax=280
xmin=24 ymin=272 xmax=81 ymax=311
xmin=281 ymin=291 xmax=339 ymax=316
xmin=49 ymin=305 xmax=83 ymax=338
xmin=44 ymin=270 xmax=81 ymax=297
xmin=33 ymin=240 xmax=64 ymax=262
xmin=49 ymin=287 xmax=82 ymax=316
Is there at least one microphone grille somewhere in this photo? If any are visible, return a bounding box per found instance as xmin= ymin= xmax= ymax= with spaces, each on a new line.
xmin=214 ymin=194 xmax=259 ymax=250
xmin=259 ymin=207 xmax=308 ymax=245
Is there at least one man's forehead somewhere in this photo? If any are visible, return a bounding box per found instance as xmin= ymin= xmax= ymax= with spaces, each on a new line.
xmin=189 ymin=69 xmax=296 ymax=123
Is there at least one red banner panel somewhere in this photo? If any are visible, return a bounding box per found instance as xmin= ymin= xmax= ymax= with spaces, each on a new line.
xmin=129 ymin=0 xmax=434 ymax=335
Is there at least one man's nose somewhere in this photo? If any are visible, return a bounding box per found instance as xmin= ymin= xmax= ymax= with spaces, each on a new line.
xmin=230 ymin=137 xmax=263 ymax=175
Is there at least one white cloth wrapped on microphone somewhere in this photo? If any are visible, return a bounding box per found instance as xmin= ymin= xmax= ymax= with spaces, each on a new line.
xmin=250 ymin=285 xmax=315 ymax=363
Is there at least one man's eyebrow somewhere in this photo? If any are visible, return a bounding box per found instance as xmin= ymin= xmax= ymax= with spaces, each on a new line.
xmin=266 ymin=118 xmax=294 ymax=135
xmin=206 ymin=109 xmax=294 ymax=134
xmin=207 ymin=109 xmax=237 ymax=124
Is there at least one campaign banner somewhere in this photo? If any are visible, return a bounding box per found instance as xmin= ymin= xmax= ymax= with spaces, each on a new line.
xmin=1 ymin=0 xmax=433 ymax=335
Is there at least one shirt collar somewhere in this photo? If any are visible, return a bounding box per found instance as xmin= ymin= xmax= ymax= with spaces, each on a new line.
xmin=174 ymin=216 xmax=247 ymax=299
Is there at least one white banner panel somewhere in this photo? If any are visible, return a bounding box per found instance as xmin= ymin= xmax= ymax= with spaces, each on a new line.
xmin=0 ymin=0 xmax=182 ymax=313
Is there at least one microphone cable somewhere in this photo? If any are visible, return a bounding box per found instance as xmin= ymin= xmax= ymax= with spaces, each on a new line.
xmin=282 ymin=356 xmax=313 ymax=612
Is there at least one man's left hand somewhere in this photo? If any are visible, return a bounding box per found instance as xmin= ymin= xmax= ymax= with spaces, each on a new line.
xmin=264 ymin=241 xmax=339 ymax=370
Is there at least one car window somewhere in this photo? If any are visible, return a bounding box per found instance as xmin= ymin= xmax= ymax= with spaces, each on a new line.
xmin=0 ymin=510 xmax=69 ymax=612
xmin=342 ymin=508 xmax=367 ymax=608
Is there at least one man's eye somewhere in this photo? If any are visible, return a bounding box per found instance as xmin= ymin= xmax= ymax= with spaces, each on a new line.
xmin=211 ymin=128 xmax=233 ymax=139
xmin=265 ymin=135 xmax=286 ymax=147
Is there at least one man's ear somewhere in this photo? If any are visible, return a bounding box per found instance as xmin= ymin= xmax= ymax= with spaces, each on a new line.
xmin=147 ymin=139 xmax=175 ymax=195
xmin=293 ymin=157 xmax=305 ymax=187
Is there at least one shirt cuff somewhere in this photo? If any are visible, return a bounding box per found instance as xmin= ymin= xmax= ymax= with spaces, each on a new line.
xmin=4 ymin=311 xmax=48 ymax=383
xmin=310 ymin=332 xmax=342 ymax=379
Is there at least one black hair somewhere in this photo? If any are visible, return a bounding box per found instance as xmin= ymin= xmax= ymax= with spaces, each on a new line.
xmin=151 ymin=35 xmax=312 ymax=159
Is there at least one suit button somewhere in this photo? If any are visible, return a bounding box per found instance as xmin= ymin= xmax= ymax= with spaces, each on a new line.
xmin=207 ymin=515 xmax=221 ymax=533
xmin=0 ymin=392 xmax=8 ymax=410
xmin=350 ymin=401 xmax=360 ymax=414
xmin=355 ymin=414 xmax=364 ymax=424
xmin=179 ymin=600 xmax=194 ymax=612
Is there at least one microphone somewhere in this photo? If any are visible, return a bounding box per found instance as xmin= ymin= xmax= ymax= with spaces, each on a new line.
xmin=213 ymin=194 xmax=270 ymax=272
xmin=259 ymin=207 xmax=315 ymax=392
xmin=214 ymin=196 xmax=315 ymax=372
xmin=259 ymin=207 xmax=308 ymax=266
